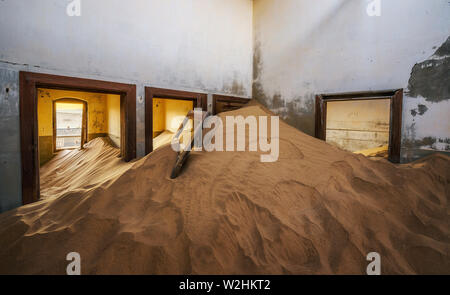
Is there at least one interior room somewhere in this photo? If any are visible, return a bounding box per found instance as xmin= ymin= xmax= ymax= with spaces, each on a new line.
xmin=152 ymin=98 xmax=194 ymax=151
xmin=37 ymin=88 xmax=121 ymax=166
xmin=0 ymin=0 xmax=449 ymax=276
xmin=326 ymin=99 xmax=391 ymax=158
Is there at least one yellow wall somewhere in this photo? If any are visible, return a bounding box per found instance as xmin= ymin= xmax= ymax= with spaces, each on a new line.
xmin=153 ymin=98 xmax=166 ymax=137
xmin=326 ymin=99 xmax=391 ymax=153
xmin=106 ymin=94 xmax=121 ymax=147
xmin=56 ymin=102 xmax=84 ymax=111
xmin=38 ymin=88 xmax=109 ymax=137
xmin=165 ymin=99 xmax=194 ymax=132
xmin=152 ymin=98 xmax=194 ymax=138
xmin=37 ymin=90 xmax=54 ymax=137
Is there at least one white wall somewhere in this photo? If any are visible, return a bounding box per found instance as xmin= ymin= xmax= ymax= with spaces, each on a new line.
xmin=0 ymin=0 xmax=253 ymax=95
xmin=253 ymin=0 xmax=450 ymax=161
xmin=0 ymin=0 xmax=253 ymax=212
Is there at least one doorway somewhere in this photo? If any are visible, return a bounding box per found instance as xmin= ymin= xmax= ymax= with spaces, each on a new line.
xmin=145 ymin=87 xmax=206 ymax=155
xmin=20 ymin=71 xmax=136 ymax=205
xmin=315 ymin=89 xmax=403 ymax=163
xmin=212 ymin=95 xmax=250 ymax=115
xmin=54 ymin=99 xmax=86 ymax=151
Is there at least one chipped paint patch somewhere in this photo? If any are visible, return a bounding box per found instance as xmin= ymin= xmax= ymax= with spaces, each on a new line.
xmin=410 ymin=104 xmax=429 ymax=117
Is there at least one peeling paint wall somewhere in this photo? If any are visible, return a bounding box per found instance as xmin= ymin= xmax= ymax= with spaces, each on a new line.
xmin=0 ymin=0 xmax=253 ymax=212
xmin=403 ymin=36 xmax=450 ymax=160
xmin=253 ymin=0 xmax=450 ymax=162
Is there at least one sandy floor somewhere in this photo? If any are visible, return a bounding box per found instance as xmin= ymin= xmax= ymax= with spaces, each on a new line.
xmin=40 ymin=138 xmax=134 ymax=200
xmin=153 ymin=130 xmax=175 ymax=151
xmin=0 ymin=103 xmax=449 ymax=274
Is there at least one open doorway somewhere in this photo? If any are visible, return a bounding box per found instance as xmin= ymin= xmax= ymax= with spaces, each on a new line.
xmin=315 ymin=90 xmax=403 ymax=163
xmin=20 ymin=72 xmax=136 ymax=205
xmin=145 ymin=87 xmax=206 ymax=155
xmin=37 ymin=88 xmax=123 ymax=167
xmin=152 ymin=98 xmax=194 ymax=151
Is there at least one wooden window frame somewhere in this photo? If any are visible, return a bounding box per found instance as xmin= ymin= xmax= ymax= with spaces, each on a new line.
xmin=19 ymin=71 xmax=136 ymax=205
xmin=52 ymin=98 xmax=88 ymax=152
xmin=315 ymin=89 xmax=403 ymax=163
xmin=212 ymin=94 xmax=250 ymax=115
xmin=144 ymin=87 xmax=206 ymax=155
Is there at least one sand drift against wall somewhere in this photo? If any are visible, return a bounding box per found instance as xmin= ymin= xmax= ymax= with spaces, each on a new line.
xmin=0 ymin=103 xmax=449 ymax=274
xmin=39 ymin=137 xmax=133 ymax=199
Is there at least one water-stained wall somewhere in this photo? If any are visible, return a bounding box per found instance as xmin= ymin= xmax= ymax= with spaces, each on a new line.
xmin=0 ymin=0 xmax=253 ymax=212
xmin=253 ymin=0 xmax=450 ymax=162
xmin=0 ymin=68 xmax=21 ymax=212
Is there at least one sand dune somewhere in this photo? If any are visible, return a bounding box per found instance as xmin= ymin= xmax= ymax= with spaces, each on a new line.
xmin=153 ymin=130 xmax=175 ymax=151
xmin=0 ymin=103 xmax=449 ymax=274
xmin=40 ymin=137 xmax=134 ymax=200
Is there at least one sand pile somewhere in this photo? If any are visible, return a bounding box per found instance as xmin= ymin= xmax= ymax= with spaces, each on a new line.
xmin=40 ymin=137 xmax=134 ymax=200
xmin=0 ymin=103 xmax=449 ymax=274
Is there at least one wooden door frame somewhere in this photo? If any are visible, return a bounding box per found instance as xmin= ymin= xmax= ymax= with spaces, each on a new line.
xmin=145 ymin=87 xmax=206 ymax=155
xmin=212 ymin=94 xmax=250 ymax=115
xmin=20 ymin=71 xmax=136 ymax=205
xmin=52 ymin=98 xmax=88 ymax=152
xmin=315 ymin=89 xmax=403 ymax=163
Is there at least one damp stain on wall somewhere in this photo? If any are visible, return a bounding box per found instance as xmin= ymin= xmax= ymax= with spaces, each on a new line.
xmin=404 ymin=136 xmax=436 ymax=149
xmin=403 ymin=136 xmax=449 ymax=151
xmin=222 ymin=80 xmax=247 ymax=96
xmin=252 ymin=40 xmax=316 ymax=136
xmin=252 ymin=40 xmax=270 ymax=107
xmin=283 ymin=98 xmax=315 ymax=136
xmin=410 ymin=104 xmax=429 ymax=117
